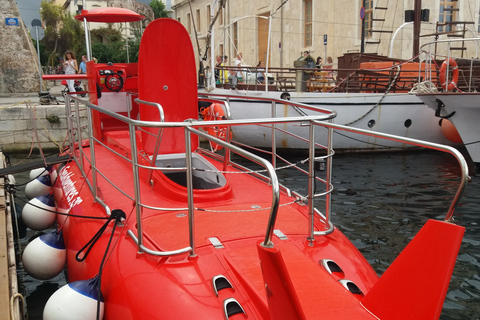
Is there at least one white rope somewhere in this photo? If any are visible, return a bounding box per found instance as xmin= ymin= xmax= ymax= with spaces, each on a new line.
xmin=409 ymin=81 xmax=438 ymax=93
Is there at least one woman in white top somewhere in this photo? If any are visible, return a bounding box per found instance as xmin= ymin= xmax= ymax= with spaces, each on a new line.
xmin=64 ymin=50 xmax=79 ymax=97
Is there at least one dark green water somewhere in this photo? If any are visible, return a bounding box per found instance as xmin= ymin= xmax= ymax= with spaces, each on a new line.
xmin=9 ymin=149 xmax=480 ymax=319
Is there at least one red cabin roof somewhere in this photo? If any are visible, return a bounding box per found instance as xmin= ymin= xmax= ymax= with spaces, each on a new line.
xmin=75 ymin=8 xmax=145 ymax=23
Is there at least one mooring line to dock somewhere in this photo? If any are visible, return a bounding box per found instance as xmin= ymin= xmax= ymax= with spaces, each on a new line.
xmin=0 ymin=100 xmax=33 ymax=110
xmin=10 ymin=293 xmax=25 ymax=320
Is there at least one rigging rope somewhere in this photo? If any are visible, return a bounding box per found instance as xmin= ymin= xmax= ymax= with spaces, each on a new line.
xmin=343 ymin=65 xmax=401 ymax=126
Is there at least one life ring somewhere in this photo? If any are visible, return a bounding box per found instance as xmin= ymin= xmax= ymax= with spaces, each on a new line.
xmin=439 ymin=58 xmax=459 ymax=91
xmin=199 ymin=103 xmax=230 ymax=151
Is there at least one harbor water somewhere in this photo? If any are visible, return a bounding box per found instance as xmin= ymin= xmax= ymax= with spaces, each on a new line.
xmin=9 ymin=149 xmax=480 ymax=319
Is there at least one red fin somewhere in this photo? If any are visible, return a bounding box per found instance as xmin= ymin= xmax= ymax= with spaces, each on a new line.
xmin=362 ymin=219 xmax=465 ymax=320
xmin=257 ymin=241 xmax=306 ymax=320
xmin=138 ymin=19 xmax=198 ymax=155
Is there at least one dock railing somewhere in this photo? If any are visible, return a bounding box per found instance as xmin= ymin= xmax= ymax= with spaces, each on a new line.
xmin=64 ymin=92 xmax=468 ymax=256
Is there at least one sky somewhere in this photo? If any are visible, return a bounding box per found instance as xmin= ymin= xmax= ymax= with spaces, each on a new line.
xmin=15 ymin=0 xmax=152 ymax=29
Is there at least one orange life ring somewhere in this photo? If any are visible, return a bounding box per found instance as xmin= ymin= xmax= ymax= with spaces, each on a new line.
xmin=439 ymin=58 xmax=459 ymax=91
xmin=199 ymin=103 xmax=230 ymax=151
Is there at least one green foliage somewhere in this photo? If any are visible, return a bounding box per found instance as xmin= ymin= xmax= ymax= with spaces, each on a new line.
xmin=90 ymin=26 xmax=123 ymax=44
xmin=36 ymin=0 xmax=144 ymax=65
xmin=38 ymin=0 xmax=84 ymax=66
xmin=59 ymin=14 xmax=84 ymax=54
xmin=91 ymin=40 xmax=127 ymax=63
xmin=90 ymin=23 xmax=144 ymax=63
xmin=150 ymin=0 xmax=169 ymax=19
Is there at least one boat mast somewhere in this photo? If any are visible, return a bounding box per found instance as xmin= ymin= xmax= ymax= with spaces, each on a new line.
xmin=206 ymin=0 xmax=227 ymax=88
xmin=413 ymin=0 xmax=421 ymax=58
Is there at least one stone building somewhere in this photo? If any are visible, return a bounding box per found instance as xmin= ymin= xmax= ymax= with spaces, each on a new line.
xmin=172 ymin=0 xmax=480 ymax=74
xmin=0 ymin=0 xmax=43 ymax=93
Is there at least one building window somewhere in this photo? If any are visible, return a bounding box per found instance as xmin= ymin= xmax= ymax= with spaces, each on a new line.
xmin=478 ymin=8 xmax=480 ymax=33
xmin=233 ymin=22 xmax=238 ymax=51
xmin=220 ymin=7 xmax=223 ymax=25
xmin=364 ymin=0 xmax=373 ymax=39
xmin=187 ymin=13 xmax=191 ymax=34
xmin=207 ymin=5 xmax=211 ymax=28
xmin=196 ymin=9 xmax=201 ymax=33
xmin=439 ymin=1 xmax=457 ymax=32
xmin=304 ymin=0 xmax=312 ymax=47
xmin=178 ymin=17 xmax=181 ymax=23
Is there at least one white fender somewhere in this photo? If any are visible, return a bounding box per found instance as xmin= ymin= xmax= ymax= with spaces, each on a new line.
xmin=25 ymin=175 xmax=53 ymax=200
xmin=29 ymin=167 xmax=50 ymax=180
xmin=22 ymin=231 xmax=66 ymax=280
xmin=22 ymin=194 xmax=57 ymax=231
xmin=44 ymin=276 xmax=104 ymax=320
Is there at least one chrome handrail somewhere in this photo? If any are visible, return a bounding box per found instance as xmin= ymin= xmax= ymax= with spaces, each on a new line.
xmin=65 ymin=93 xmax=336 ymax=256
xmin=313 ymin=121 xmax=469 ymax=222
xmin=64 ymin=90 xmax=468 ymax=259
xmin=188 ymin=127 xmax=280 ymax=249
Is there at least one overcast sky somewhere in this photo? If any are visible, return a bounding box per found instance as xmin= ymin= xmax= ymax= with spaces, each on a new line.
xmin=15 ymin=0 xmax=152 ymax=28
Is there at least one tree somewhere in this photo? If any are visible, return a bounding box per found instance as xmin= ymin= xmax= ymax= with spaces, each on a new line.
xmin=89 ymin=25 xmax=141 ymax=63
xmin=39 ymin=1 xmax=84 ymax=66
xmin=149 ymin=0 xmax=169 ymax=19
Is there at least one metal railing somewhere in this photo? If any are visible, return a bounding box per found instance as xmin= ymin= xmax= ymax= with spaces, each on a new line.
xmin=64 ymin=91 xmax=468 ymax=257
xmin=64 ymin=94 xmax=337 ymax=255
xmin=420 ymin=37 xmax=480 ymax=93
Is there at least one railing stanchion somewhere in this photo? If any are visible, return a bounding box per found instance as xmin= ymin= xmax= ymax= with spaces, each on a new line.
xmin=307 ymin=122 xmax=315 ymax=242
xmin=65 ymin=98 xmax=75 ymax=155
xmin=86 ymin=102 xmax=98 ymax=200
xmin=325 ymin=119 xmax=334 ymax=227
xmin=185 ymin=126 xmax=196 ymax=257
xmin=129 ymin=122 xmax=144 ymax=253
xmin=74 ymin=100 xmax=85 ymax=173
xmin=271 ymin=100 xmax=277 ymax=168
xmin=223 ymin=100 xmax=232 ymax=171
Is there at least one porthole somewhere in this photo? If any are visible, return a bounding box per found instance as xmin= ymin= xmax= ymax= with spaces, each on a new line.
xmin=367 ymin=120 xmax=375 ymax=128
xmin=404 ymin=119 xmax=412 ymax=128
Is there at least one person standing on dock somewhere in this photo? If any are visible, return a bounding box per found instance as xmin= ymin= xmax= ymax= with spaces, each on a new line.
xmin=316 ymin=56 xmax=323 ymax=69
xmin=64 ymin=50 xmax=79 ymax=97
xmin=235 ymin=52 xmax=245 ymax=83
xmin=56 ymin=58 xmax=65 ymax=74
xmin=79 ymin=55 xmax=87 ymax=89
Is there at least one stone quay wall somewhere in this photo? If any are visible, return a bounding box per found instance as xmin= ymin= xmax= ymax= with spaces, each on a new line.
xmin=0 ymin=104 xmax=86 ymax=152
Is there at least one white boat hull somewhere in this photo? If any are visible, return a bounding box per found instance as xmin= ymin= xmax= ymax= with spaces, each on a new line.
xmin=202 ymin=89 xmax=453 ymax=151
xmin=417 ymin=92 xmax=480 ymax=163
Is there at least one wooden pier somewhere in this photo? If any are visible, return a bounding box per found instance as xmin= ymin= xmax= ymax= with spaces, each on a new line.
xmin=0 ymin=151 xmax=21 ymax=320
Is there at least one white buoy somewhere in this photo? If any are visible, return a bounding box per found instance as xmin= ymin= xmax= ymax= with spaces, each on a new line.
xmin=22 ymin=194 xmax=57 ymax=231
xmin=22 ymin=231 xmax=66 ymax=280
xmin=44 ymin=276 xmax=104 ymax=320
xmin=29 ymin=167 xmax=50 ymax=180
xmin=25 ymin=175 xmax=53 ymax=199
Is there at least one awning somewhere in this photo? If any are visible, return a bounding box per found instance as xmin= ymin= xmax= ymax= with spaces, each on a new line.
xmin=75 ymin=7 xmax=145 ymax=23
